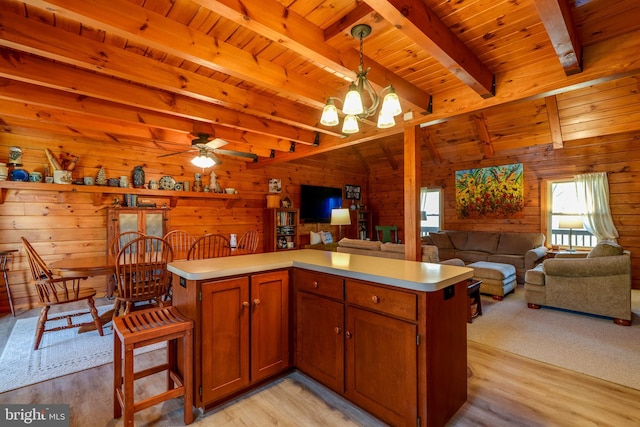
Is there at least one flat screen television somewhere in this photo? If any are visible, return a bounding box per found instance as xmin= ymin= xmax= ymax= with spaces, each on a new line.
xmin=300 ymin=184 xmax=343 ymax=223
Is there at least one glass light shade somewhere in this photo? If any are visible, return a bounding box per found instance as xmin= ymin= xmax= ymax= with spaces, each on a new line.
xmin=320 ymin=99 xmax=340 ymax=126
xmin=381 ymin=88 xmax=402 ymax=117
xmin=342 ymin=83 xmax=364 ymax=115
xmin=342 ymin=115 xmax=359 ymax=134
xmin=330 ymin=208 xmax=352 ymax=225
xmin=376 ymin=110 xmax=395 ymax=128
xmin=191 ymin=154 xmax=215 ymax=168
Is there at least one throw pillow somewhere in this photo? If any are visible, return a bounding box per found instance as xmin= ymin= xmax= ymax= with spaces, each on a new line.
xmin=310 ymin=231 xmax=322 ymax=245
xmin=320 ymin=231 xmax=333 ymax=244
xmin=587 ymin=241 xmax=624 ymax=258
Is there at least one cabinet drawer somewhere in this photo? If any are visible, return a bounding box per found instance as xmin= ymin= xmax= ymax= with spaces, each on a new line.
xmin=295 ymin=269 xmax=344 ymax=300
xmin=346 ymin=280 xmax=417 ymax=321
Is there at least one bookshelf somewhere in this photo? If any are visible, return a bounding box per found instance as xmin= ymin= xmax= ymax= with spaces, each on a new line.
xmin=349 ymin=209 xmax=372 ymax=240
xmin=264 ymin=208 xmax=300 ymax=252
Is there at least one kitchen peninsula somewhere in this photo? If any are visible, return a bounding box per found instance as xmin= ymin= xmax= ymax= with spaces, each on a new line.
xmin=169 ymin=250 xmax=473 ymax=427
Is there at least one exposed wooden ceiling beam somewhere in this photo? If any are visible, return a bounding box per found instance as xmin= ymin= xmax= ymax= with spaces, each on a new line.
xmin=363 ymin=0 xmax=495 ymax=98
xmin=545 ymin=95 xmax=564 ymax=149
xmin=0 ymin=48 xmax=316 ymax=145
xmin=0 ymin=11 xmax=337 ymax=137
xmin=378 ymin=140 xmax=399 ymax=171
xmin=533 ymin=0 xmax=582 ymax=76
xmin=420 ymin=129 xmax=441 ymax=165
xmin=473 ymin=113 xmax=494 ymax=157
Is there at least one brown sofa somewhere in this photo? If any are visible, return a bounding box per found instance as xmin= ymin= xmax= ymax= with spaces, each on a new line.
xmin=524 ymin=242 xmax=631 ymax=325
xmin=336 ymin=238 xmax=440 ymax=263
xmin=425 ymin=230 xmax=547 ymax=283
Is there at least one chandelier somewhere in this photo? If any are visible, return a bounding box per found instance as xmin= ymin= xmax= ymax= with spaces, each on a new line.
xmin=320 ymin=24 xmax=402 ymax=134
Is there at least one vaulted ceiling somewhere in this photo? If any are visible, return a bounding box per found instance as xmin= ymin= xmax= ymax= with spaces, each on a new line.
xmin=1 ymin=0 xmax=639 ymax=166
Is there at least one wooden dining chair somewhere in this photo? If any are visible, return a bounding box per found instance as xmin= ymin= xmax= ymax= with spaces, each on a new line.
xmin=21 ymin=237 xmax=104 ymax=350
xmin=109 ymin=231 xmax=146 ymax=259
xmin=187 ymin=234 xmax=231 ymax=260
xmin=375 ymin=225 xmax=398 ymax=243
xmin=163 ymin=230 xmax=196 ymax=260
xmin=113 ymin=236 xmax=173 ymax=318
xmin=236 ymin=230 xmax=259 ymax=255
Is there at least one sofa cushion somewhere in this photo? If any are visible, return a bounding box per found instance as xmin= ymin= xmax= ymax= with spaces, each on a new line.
xmin=447 ymin=231 xmax=468 ymax=250
xmin=320 ymin=231 xmax=334 ymax=244
xmin=587 ymin=241 xmax=624 ymax=258
xmin=310 ymin=231 xmax=322 ymax=245
xmin=497 ymin=232 xmax=544 ymax=255
xmin=455 ymin=250 xmax=489 ymax=264
xmin=381 ymin=243 xmax=405 ymax=253
xmin=466 ymin=231 xmax=500 ymax=253
xmin=428 ymin=232 xmax=453 ymax=249
xmin=338 ymin=238 xmax=382 ymax=251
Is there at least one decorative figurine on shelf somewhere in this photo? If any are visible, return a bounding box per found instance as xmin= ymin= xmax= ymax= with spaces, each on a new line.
xmin=281 ymin=197 xmax=292 ymax=208
xmin=96 ymin=167 xmax=107 ymax=186
xmin=193 ymin=172 xmax=203 ymax=192
xmin=8 ymin=146 xmax=23 ymax=166
xmin=133 ymin=166 xmax=145 ymax=188
xmin=210 ymin=171 xmax=217 ymax=191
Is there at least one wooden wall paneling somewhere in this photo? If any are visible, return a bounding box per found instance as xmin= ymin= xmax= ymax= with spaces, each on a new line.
xmin=367 ymin=130 xmax=640 ymax=289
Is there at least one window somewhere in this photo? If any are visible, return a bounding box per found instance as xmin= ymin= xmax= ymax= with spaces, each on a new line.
xmin=548 ymin=180 xmax=596 ymax=249
xmin=420 ymin=188 xmax=442 ymax=236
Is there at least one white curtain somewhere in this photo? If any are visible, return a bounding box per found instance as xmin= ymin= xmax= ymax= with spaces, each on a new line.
xmin=574 ymin=172 xmax=619 ymax=242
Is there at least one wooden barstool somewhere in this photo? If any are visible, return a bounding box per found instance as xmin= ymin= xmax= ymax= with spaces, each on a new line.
xmin=113 ymin=306 xmax=194 ymax=426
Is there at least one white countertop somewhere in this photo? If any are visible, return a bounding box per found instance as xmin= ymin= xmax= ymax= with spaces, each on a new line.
xmin=168 ymin=249 xmax=473 ymax=292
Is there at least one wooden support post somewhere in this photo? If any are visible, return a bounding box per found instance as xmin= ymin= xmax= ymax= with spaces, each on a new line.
xmin=404 ymin=125 xmax=421 ymax=262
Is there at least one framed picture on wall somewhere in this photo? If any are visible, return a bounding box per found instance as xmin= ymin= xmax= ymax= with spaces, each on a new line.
xmin=345 ymin=184 xmax=361 ymax=200
xmin=269 ymin=178 xmax=282 ymax=193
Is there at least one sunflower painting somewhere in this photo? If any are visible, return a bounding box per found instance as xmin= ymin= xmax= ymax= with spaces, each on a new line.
xmin=455 ymin=163 xmax=524 ymax=219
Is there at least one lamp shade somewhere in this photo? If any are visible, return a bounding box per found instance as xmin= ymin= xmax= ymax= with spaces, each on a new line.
xmin=320 ymin=99 xmax=339 ymax=126
xmin=342 ymin=83 xmax=364 ymax=115
xmin=330 ymin=208 xmax=351 ymax=226
xmin=341 ymin=115 xmax=359 ymax=134
xmin=558 ymin=216 xmax=583 ymax=229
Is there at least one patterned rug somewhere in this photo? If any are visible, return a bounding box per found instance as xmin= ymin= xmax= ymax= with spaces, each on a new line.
xmin=467 ymin=286 xmax=640 ymax=390
xmin=0 ymin=306 xmax=162 ymax=393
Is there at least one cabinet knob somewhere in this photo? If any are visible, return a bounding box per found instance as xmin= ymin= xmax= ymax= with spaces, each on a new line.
xmin=371 ymin=295 xmax=380 ymax=304
xmin=253 ymin=298 xmax=261 ymax=306
xmin=334 ymin=326 xmax=341 ymax=335
xmin=346 ymin=331 xmax=352 ymax=339
xmin=313 ymin=281 xmax=319 ymax=288
xmin=242 ymin=301 xmax=249 ymax=308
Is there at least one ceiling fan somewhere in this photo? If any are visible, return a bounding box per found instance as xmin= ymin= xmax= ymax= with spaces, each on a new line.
xmin=158 ymin=133 xmax=258 ymax=167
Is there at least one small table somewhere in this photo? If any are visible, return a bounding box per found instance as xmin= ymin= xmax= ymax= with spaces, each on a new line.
xmin=1 ymin=249 xmax=19 ymax=316
xmin=467 ymin=279 xmax=483 ymax=323
xmin=49 ymin=255 xmax=116 ymax=298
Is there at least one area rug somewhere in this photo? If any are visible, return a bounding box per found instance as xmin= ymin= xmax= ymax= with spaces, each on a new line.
xmin=0 ymin=306 xmax=163 ymax=393
xmin=467 ymin=287 xmax=640 ymax=390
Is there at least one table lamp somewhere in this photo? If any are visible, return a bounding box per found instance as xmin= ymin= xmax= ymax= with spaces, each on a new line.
xmin=558 ymin=216 xmax=583 ymax=252
xmin=331 ymin=208 xmax=351 ymax=240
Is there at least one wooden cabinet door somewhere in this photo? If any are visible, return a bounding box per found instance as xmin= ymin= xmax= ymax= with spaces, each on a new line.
xmin=345 ymin=306 xmax=418 ymax=427
xmin=250 ymin=270 xmax=290 ymax=382
xmin=201 ymin=277 xmax=250 ymax=403
xmin=296 ymin=292 xmax=344 ymax=392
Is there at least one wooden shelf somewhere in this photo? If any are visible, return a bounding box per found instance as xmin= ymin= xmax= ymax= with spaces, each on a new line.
xmin=0 ymin=180 xmax=240 ymax=208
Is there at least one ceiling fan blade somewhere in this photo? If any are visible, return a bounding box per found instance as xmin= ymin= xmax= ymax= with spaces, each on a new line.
xmin=158 ymin=149 xmax=193 ymax=158
xmin=205 ymin=138 xmax=229 ymax=149
xmin=213 ymin=149 xmax=258 ymax=161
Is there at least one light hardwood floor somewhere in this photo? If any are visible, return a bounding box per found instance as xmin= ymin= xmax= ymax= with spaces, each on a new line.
xmin=2 ymin=300 xmax=640 ymax=427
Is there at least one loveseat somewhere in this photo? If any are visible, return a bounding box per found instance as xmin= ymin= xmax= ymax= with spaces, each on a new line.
xmin=336 ymin=238 xmax=440 ymax=263
xmin=524 ymin=242 xmax=631 ymax=325
xmin=425 ymin=230 xmax=547 ymax=283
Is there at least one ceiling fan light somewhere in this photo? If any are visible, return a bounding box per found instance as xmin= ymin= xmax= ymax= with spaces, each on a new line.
xmin=342 ymin=114 xmax=359 ymax=134
xmin=376 ymin=110 xmax=395 ymax=129
xmin=320 ymin=99 xmax=339 ymax=126
xmin=381 ymin=87 xmax=402 ymax=117
xmin=342 ymin=83 xmax=364 ymax=115
xmin=191 ymin=154 xmax=215 ymax=168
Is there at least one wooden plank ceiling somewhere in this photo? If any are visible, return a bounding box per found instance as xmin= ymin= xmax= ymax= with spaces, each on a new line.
xmin=0 ymin=0 xmax=639 ymax=167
